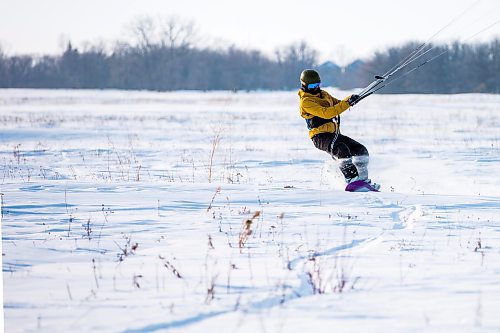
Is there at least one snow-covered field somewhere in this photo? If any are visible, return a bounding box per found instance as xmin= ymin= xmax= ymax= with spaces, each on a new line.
xmin=1 ymin=88 xmax=500 ymax=333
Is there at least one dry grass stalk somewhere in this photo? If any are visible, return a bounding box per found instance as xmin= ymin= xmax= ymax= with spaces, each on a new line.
xmin=208 ymin=127 xmax=222 ymax=183
xmin=205 ymin=274 xmax=218 ymax=304
xmin=206 ymin=186 xmax=221 ymax=212
xmin=115 ymin=235 xmax=138 ymax=261
xmin=208 ymin=234 xmax=215 ymax=249
xmin=238 ymin=211 xmax=261 ymax=250
xmin=159 ymin=255 xmax=183 ymax=279
xmin=133 ymin=274 xmax=143 ymax=288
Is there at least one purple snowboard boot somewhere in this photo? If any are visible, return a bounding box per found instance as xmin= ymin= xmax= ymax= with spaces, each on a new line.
xmin=345 ymin=179 xmax=380 ymax=192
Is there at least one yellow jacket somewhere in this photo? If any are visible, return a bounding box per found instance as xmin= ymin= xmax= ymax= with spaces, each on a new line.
xmin=298 ymin=89 xmax=352 ymax=138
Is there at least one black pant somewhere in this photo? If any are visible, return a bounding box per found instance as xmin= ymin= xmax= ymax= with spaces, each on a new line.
xmin=312 ymin=133 xmax=369 ymax=180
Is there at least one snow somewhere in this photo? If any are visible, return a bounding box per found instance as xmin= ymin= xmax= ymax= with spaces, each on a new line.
xmin=1 ymin=88 xmax=500 ymax=332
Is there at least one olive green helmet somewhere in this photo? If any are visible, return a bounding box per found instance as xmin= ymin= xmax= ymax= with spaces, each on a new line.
xmin=300 ymin=69 xmax=321 ymax=86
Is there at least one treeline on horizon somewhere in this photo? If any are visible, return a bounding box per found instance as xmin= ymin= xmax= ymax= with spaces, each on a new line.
xmin=0 ymin=17 xmax=499 ymax=93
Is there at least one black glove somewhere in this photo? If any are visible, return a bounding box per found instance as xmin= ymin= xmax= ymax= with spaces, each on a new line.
xmin=347 ymin=94 xmax=360 ymax=106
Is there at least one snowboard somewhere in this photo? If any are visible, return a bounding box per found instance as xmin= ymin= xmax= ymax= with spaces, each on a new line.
xmin=345 ymin=180 xmax=380 ymax=192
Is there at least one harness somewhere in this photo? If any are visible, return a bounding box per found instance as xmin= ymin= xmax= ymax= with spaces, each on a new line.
xmin=305 ymin=116 xmax=341 ymax=145
xmin=305 ymin=116 xmax=335 ymax=130
xmin=302 ymin=89 xmax=341 ymax=144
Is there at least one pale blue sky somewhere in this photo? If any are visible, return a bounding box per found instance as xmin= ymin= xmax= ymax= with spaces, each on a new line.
xmin=0 ymin=0 xmax=498 ymax=64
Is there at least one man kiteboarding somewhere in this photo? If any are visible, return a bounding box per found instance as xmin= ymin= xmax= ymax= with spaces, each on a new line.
xmin=298 ymin=69 xmax=380 ymax=192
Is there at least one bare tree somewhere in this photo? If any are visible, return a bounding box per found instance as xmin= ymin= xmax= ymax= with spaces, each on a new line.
xmin=130 ymin=16 xmax=156 ymax=52
xmin=159 ymin=16 xmax=198 ymax=50
xmin=276 ymin=41 xmax=317 ymax=67
xmin=275 ymin=41 xmax=318 ymax=89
